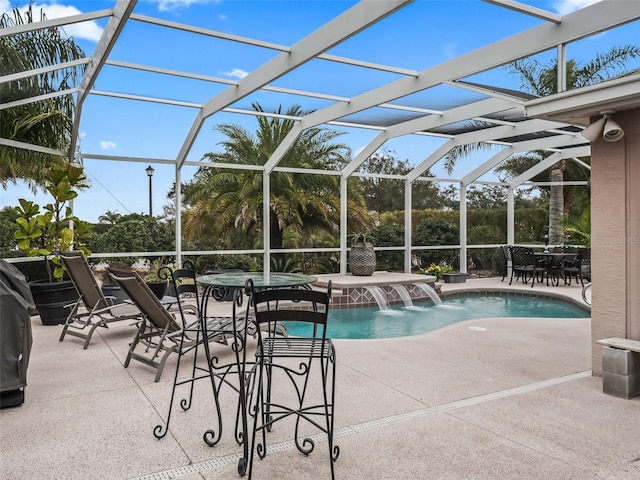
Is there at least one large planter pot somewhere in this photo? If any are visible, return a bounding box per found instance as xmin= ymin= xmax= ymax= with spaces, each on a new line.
xmin=29 ymin=280 xmax=79 ymax=326
xmin=443 ymin=273 xmax=468 ymax=284
xmin=146 ymin=281 xmax=167 ymax=300
xmin=349 ymin=243 xmax=376 ymax=276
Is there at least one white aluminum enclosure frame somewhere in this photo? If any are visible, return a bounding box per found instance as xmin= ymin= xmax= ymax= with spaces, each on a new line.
xmin=2 ymin=0 xmax=639 ymax=273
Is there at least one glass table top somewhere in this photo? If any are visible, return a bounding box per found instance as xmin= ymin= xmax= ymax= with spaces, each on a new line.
xmin=197 ymin=272 xmax=317 ymax=288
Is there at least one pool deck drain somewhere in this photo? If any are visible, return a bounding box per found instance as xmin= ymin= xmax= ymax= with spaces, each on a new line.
xmin=130 ymin=370 xmax=592 ymax=480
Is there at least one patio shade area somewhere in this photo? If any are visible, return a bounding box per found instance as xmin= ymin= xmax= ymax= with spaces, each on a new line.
xmin=1 ymin=278 xmax=639 ymax=479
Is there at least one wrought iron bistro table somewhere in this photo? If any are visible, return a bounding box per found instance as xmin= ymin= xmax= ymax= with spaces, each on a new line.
xmin=196 ymin=272 xmax=318 ymax=476
xmin=534 ymin=251 xmax=577 ymax=286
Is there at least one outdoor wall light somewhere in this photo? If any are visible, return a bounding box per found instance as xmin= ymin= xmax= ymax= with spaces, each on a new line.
xmin=580 ymin=109 xmax=624 ymax=143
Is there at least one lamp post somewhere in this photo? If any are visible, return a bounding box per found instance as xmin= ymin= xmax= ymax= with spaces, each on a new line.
xmin=145 ymin=165 xmax=154 ymax=216
xmin=543 ymin=225 xmax=550 ymax=252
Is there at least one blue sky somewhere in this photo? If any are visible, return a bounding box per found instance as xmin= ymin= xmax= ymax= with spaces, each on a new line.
xmin=2 ymin=0 xmax=638 ymax=223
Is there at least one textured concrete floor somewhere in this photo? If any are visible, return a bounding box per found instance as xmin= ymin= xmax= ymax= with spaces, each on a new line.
xmin=1 ymin=277 xmax=639 ymax=480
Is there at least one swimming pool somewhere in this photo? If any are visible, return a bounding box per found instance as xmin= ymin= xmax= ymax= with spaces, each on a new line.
xmin=281 ymin=294 xmax=590 ymax=340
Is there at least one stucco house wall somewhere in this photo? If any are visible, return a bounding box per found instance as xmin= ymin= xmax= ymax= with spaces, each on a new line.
xmin=591 ymin=109 xmax=640 ymax=375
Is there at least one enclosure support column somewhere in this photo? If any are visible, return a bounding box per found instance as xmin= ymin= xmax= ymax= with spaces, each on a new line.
xmin=404 ymin=179 xmax=412 ymax=273
xmin=340 ymin=175 xmax=348 ymax=275
xmin=459 ymin=182 xmax=467 ymax=273
xmin=175 ymin=166 xmax=182 ymax=266
xmin=507 ymin=187 xmax=515 ymax=245
xmin=263 ymin=170 xmax=271 ymax=275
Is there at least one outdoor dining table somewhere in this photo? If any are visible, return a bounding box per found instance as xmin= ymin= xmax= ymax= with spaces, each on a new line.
xmin=534 ymin=251 xmax=577 ymax=286
xmin=195 ymin=272 xmax=318 ymax=476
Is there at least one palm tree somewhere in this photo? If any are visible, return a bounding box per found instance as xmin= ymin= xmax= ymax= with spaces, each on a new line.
xmin=445 ymin=45 xmax=639 ymax=243
xmin=564 ymin=204 xmax=591 ymax=247
xmin=182 ymin=103 xmax=370 ymax=249
xmin=98 ymin=211 xmax=122 ymax=224
xmin=0 ymin=5 xmax=86 ymax=191
xmin=505 ymin=48 xmax=638 ymax=242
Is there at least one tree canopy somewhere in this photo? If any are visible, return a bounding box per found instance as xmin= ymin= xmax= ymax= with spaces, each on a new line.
xmin=0 ymin=5 xmax=86 ymax=190
xmin=182 ymin=103 xmax=370 ymax=249
xmin=358 ymin=149 xmax=449 ymax=212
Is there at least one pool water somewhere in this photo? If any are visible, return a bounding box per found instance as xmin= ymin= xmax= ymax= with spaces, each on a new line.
xmin=281 ymin=294 xmax=590 ymax=340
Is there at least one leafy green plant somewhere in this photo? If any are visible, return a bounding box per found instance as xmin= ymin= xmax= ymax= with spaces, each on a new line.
xmin=370 ymin=223 xmax=404 ymax=271
xmin=270 ymin=255 xmax=301 ymax=273
xmin=419 ymin=263 xmax=454 ymax=281
xmin=349 ymin=232 xmax=375 ymax=246
xmin=413 ymin=218 xmax=459 ymax=268
xmin=311 ymin=255 xmax=340 ymax=274
xmin=14 ymin=163 xmax=92 ymax=282
xmin=563 ymin=205 xmax=591 ymax=247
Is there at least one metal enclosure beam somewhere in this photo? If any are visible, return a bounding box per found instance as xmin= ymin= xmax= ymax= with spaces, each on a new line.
xmin=70 ymin=0 xmax=137 ymax=160
xmin=264 ymin=0 xmax=638 ymax=177
xmin=509 ymin=146 xmax=590 ymax=188
xmin=175 ymin=0 xmax=411 ymax=170
xmin=343 ymin=97 xmax=519 ymax=177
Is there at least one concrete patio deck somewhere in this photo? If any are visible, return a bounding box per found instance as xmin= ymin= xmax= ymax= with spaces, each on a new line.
xmin=2 ymin=276 xmax=639 ymax=479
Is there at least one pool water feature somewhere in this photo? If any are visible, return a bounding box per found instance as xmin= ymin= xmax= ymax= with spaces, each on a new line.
xmin=391 ymin=285 xmax=413 ymax=307
xmin=281 ymin=293 xmax=590 ymax=340
xmin=413 ymin=282 xmax=442 ymax=306
xmin=364 ymin=286 xmax=390 ymax=310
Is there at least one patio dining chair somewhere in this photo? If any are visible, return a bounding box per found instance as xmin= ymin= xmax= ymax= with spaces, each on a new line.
xmin=59 ymin=251 xmax=142 ymax=349
xmin=247 ymin=279 xmax=338 ymax=479
xmin=500 ymin=245 xmax=512 ymax=282
xmin=551 ymin=246 xmax=577 ymax=284
xmin=562 ymin=247 xmax=591 ymax=286
xmin=508 ymin=246 xmax=546 ymax=288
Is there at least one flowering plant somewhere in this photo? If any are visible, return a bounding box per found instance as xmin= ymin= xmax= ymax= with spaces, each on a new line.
xmin=419 ymin=263 xmax=454 ymax=280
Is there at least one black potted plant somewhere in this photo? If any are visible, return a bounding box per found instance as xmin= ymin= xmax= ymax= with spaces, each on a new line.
xmin=348 ymin=232 xmax=376 ymax=276
xmin=13 ymin=163 xmax=93 ymax=325
xmin=131 ymin=258 xmax=169 ymax=300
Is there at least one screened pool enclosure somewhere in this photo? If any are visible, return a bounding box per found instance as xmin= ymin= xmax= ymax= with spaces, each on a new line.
xmin=3 ymin=0 xmax=640 ymax=273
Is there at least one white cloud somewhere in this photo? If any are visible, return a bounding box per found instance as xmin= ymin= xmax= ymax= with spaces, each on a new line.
xmin=157 ymin=0 xmax=219 ymax=13
xmin=0 ymin=1 xmax=103 ymax=42
xmin=552 ymin=0 xmax=600 ymax=15
xmin=223 ymin=68 xmax=248 ymax=79
xmin=100 ymin=141 xmax=117 ymax=151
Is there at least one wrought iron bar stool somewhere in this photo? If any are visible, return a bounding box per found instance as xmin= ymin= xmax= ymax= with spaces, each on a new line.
xmin=246 ymin=279 xmax=338 ymax=479
xmin=151 ymin=262 xmax=241 ymax=444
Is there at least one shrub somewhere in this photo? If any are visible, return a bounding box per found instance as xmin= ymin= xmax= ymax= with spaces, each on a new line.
xmin=413 ymin=218 xmax=459 ymax=268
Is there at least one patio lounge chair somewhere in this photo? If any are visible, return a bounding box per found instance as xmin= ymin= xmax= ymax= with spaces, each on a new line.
xmin=108 ymin=267 xmax=238 ymax=383
xmin=107 ymin=267 xmax=198 ymax=382
xmin=59 ymin=251 xmax=142 ymax=349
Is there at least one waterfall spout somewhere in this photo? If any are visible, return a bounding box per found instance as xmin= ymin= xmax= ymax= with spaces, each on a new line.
xmin=391 ymin=285 xmax=413 ymax=307
xmin=365 ymin=286 xmax=390 ymax=310
xmin=413 ymin=282 xmax=442 ymax=306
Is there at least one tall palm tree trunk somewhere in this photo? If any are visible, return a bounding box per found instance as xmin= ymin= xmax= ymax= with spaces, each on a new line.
xmin=549 ymin=165 xmax=565 ymax=244
xmin=270 ymin=212 xmax=284 ymax=249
